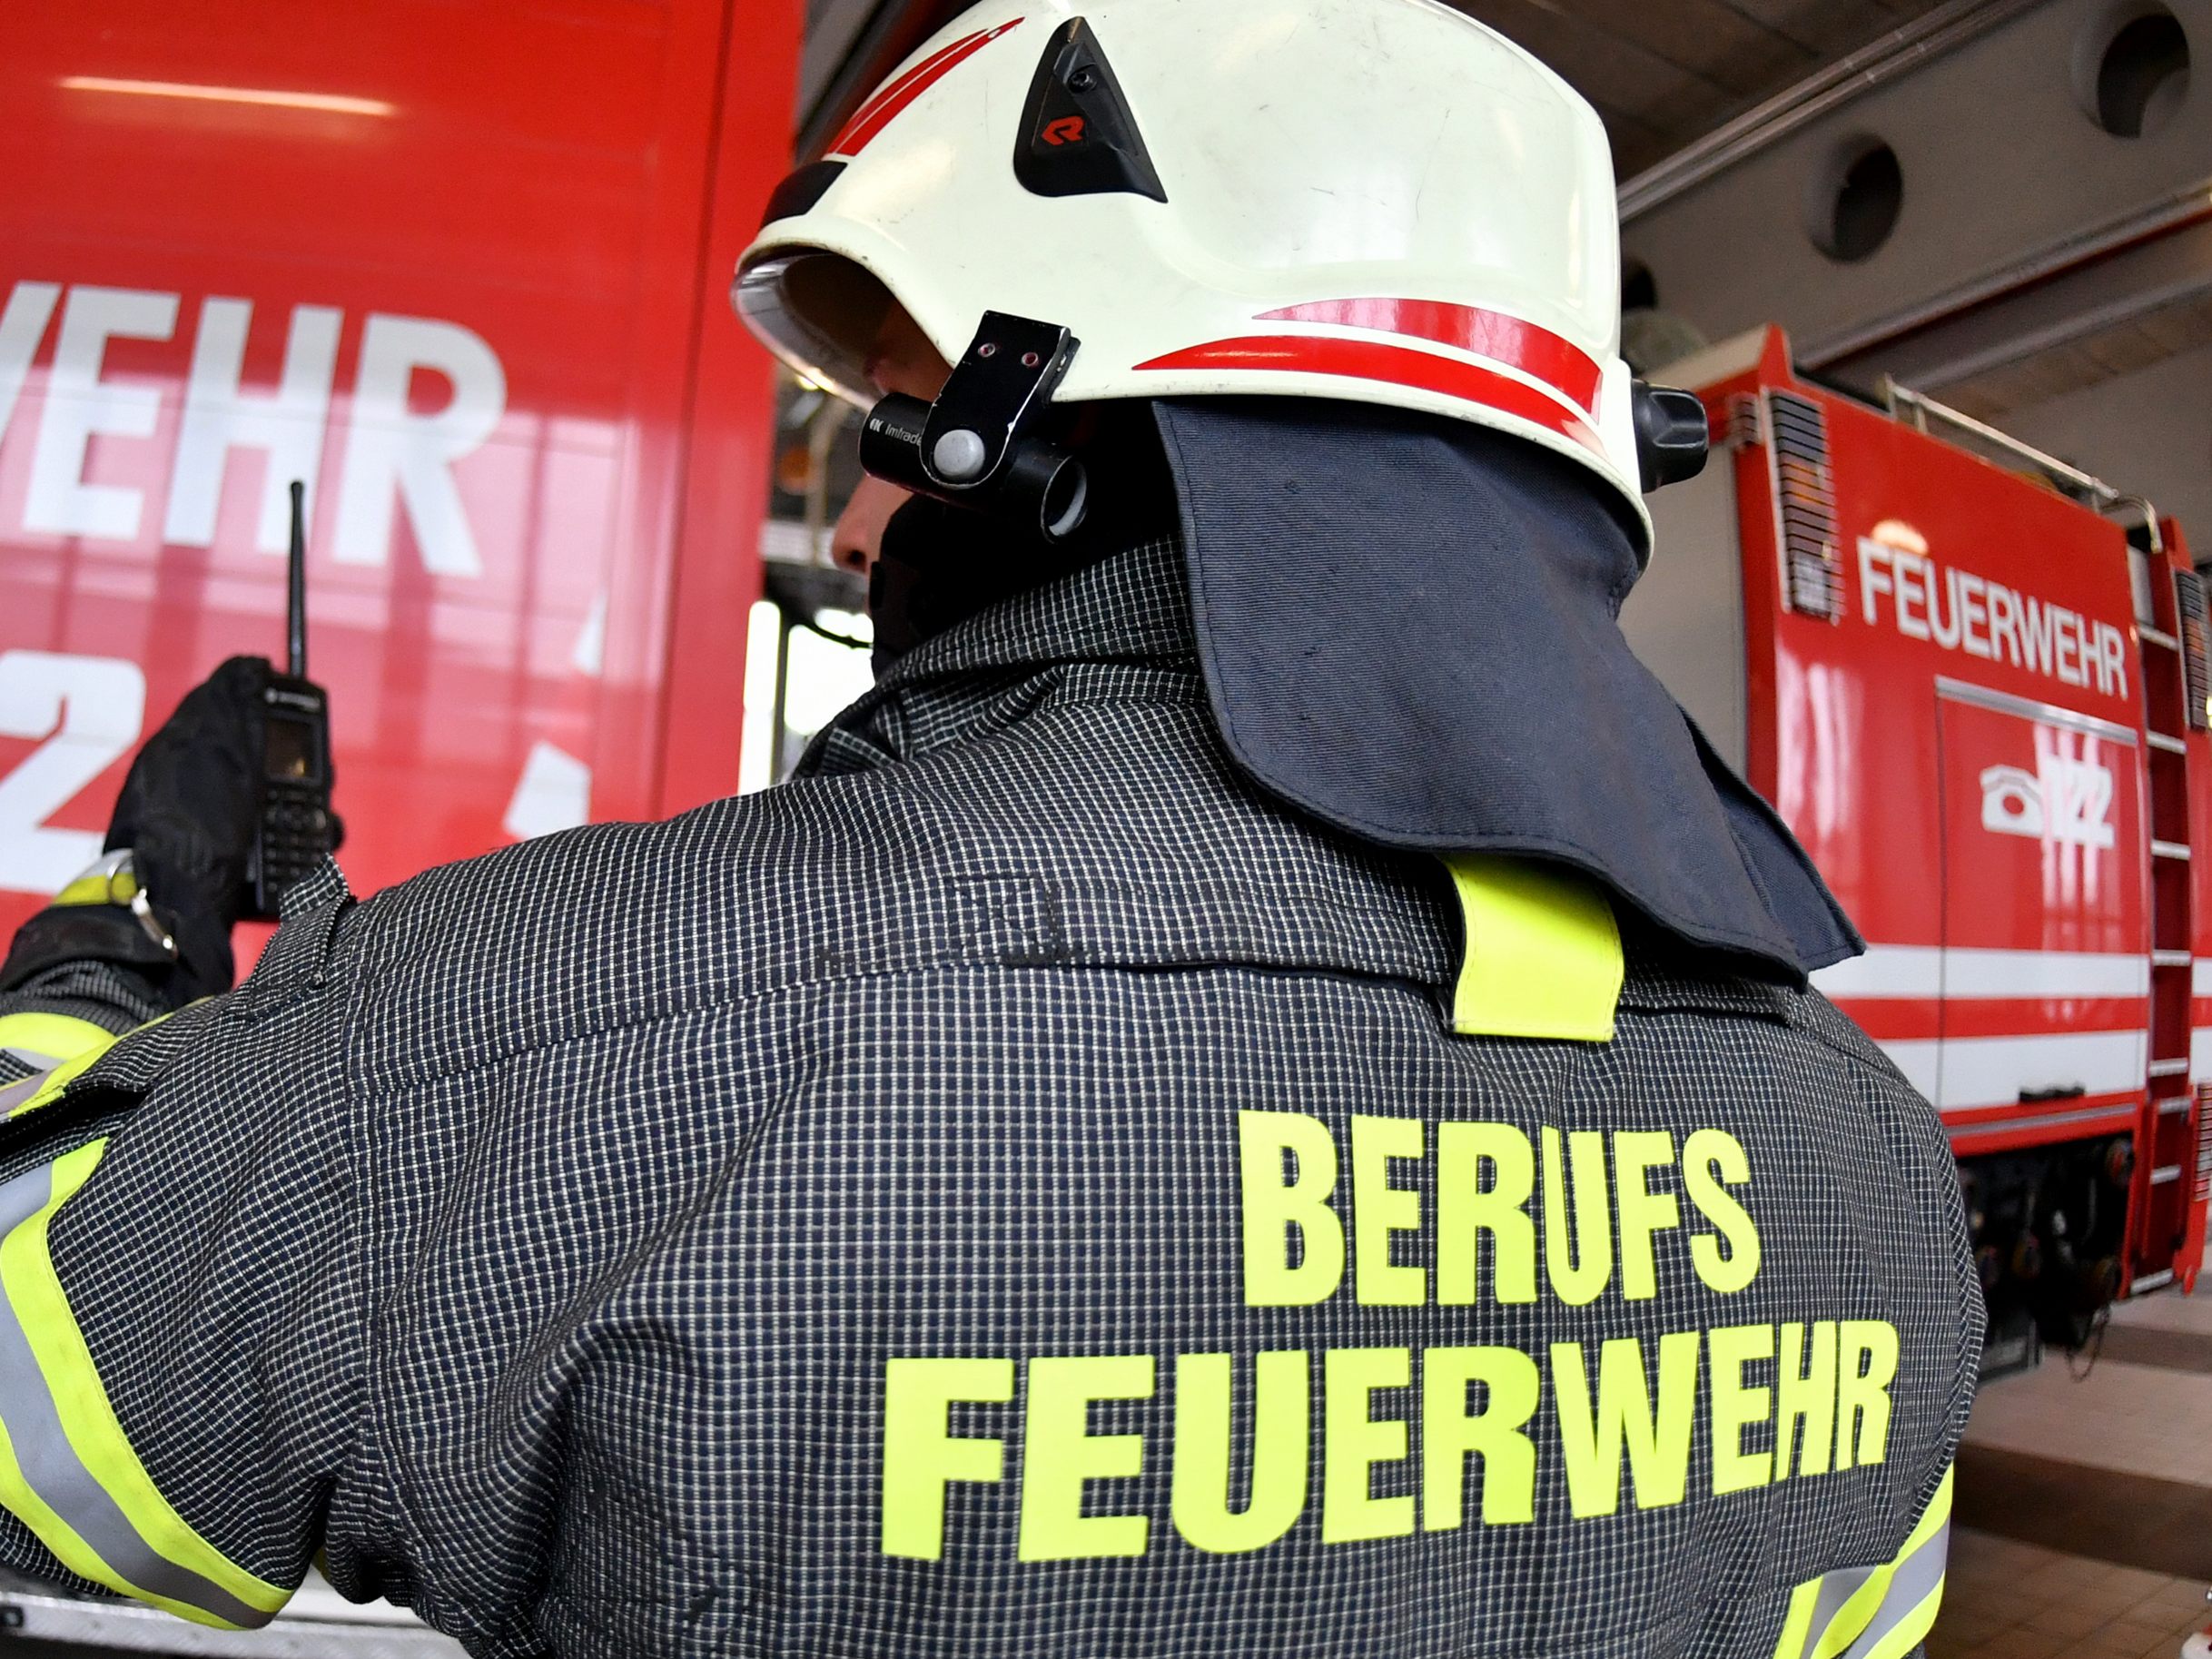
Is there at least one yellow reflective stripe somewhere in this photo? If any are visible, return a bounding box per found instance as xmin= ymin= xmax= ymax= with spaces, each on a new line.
xmin=1852 ymin=1466 xmax=1953 ymax=1659
xmin=0 ymin=1141 xmax=290 ymax=1627
xmin=0 ymin=1412 xmax=129 ymax=1604
xmin=0 ymin=1010 xmax=182 ymax=1125
xmin=1442 ymin=854 xmax=1624 ymax=1042
xmin=0 ymin=1412 xmax=248 ymax=1630
xmin=52 ymin=871 xmax=137 ymax=908
xmin=1773 ymin=1465 xmax=1954 ymax=1659
xmin=1773 ymin=1580 xmax=1819 ymax=1659
xmin=1806 ymin=1570 xmax=1890 ymax=1659
xmin=0 ymin=1012 xmax=117 ymax=1070
xmin=0 ymin=1034 xmax=119 ymax=1124
xmin=1858 ymin=1577 xmax=1946 ymax=1659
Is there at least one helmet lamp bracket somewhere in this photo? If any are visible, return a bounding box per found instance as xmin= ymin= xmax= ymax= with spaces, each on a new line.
xmin=860 ymin=311 xmax=1092 ymax=542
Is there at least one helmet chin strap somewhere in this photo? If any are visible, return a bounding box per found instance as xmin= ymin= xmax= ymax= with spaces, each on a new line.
xmin=860 ymin=312 xmax=1091 ymax=544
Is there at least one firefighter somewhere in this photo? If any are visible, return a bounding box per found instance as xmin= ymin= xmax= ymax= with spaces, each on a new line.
xmin=0 ymin=3 xmax=1980 ymax=1655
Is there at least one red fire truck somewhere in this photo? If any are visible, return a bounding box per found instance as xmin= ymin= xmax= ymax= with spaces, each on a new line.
xmin=1631 ymin=325 xmax=2209 ymax=1368
xmin=0 ymin=0 xmax=801 ymax=961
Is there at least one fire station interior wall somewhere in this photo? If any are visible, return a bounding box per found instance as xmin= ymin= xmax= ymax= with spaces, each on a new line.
xmin=1623 ymin=462 xmax=1750 ymax=776
xmin=1619 ymin=0 xmax=2211 ymax=370
xmin=1998 ymin=343 xmax=2212 ymax=552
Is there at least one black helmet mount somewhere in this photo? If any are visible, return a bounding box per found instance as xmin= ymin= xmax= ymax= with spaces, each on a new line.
xmin=860 ymin=311 xmax=1091 ymax=544
xmin=1631 ymin=380 xmax=1711 ymax=493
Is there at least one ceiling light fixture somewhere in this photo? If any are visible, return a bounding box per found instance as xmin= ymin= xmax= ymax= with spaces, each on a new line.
xmin=60 ymin=76 xmax=394 ymax=118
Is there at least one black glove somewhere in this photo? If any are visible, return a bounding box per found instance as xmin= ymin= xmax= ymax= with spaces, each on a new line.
xmin=0 ymin=657 xmax=279 ymax=1005
xmin=101 ymin=655 xmax=277 ymax=995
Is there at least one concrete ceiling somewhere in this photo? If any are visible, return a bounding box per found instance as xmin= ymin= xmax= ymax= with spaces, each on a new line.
xmin=800 ymin=0 xmax=1961 ymax=179
xmin=1447 ymin=0 xmax=1957 ymax=176
xmin=1932 ymin=287 xmax=2212 ymax=421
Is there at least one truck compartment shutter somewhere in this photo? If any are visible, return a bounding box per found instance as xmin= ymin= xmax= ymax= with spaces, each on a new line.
xmin=1767 ymin=390 xmax=1842 ymax=622
xmin=2173 ymin=568 xmax=2210 ymax=732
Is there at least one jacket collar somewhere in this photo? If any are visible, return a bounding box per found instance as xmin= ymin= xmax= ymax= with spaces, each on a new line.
xmin=794 ymin=403 xmax=1861 ymax=983
xmin=796 ymin=535 xmax=1195 ymax=776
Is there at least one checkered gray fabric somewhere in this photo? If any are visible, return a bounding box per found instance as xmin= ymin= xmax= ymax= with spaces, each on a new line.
xmin=0 ymin=536 xmax=1978 ymax=1658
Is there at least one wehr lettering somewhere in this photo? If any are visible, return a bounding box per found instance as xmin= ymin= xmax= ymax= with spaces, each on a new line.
xmin=0 ymin=279 xmax=505 ymax=576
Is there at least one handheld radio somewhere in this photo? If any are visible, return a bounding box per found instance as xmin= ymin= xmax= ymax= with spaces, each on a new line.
xmin=244 ymin=480 xmax=337 ymax=919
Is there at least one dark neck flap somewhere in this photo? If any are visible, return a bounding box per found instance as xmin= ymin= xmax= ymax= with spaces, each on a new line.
xmin=1150 ymin=399 xmax=1861 ymax=981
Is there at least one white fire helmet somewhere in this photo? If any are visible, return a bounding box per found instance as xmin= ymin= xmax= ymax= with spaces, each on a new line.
xmin=736 ymin=0 xmax=1687 ymax=546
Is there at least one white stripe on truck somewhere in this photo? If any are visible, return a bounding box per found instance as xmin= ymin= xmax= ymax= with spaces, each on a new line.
xmin=1813 ymin=945 xmax=2148 ymax=1002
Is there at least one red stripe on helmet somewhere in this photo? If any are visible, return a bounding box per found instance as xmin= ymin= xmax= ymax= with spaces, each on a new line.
xmin=831 ymin=32 xmax=990 ymax=154
xmin=1257 ymin=300 xmax=1604 ymax=417
xmin=829 ymin=19 xmax=1025 ymax=159
xmin=1133 ymin=336 xmax=1610 ymax=462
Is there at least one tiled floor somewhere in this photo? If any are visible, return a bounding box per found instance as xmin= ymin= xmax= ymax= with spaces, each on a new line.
xmin=1962 ymin=1345 xmax=2212 ymax=1487
xmin=2101 ymin=1287 xmax=2212 ymax=1337
xmin=1928 ymin=1531 xmax=2208 ymax=1659
xmin=1927 ymin=1248 xmax=2212 ymax=1659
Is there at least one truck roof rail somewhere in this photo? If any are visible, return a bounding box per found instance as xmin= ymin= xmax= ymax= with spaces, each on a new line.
xmin=1880 ymin=378 xmax=2163 ymax=555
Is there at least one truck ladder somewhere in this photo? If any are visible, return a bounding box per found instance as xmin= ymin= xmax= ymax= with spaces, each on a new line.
xmin=2130 ymin=526 xmax=2205 ymax=1292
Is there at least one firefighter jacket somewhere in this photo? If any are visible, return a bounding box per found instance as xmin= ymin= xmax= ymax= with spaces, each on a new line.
xmin=0 ymin=535 xmax=1981 ymax=1659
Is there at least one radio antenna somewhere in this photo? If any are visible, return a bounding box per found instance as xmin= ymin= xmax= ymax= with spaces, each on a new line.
xmin=286 ymin=479 xmax=308 ymax=679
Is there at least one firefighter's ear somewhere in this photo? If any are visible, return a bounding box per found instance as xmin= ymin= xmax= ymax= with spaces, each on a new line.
xmin=1634 ymin=382 xmax=1710 ymax=493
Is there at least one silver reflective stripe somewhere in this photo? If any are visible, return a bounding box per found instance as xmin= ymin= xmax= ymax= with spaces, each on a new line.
xmin=5 ymin=1048 xmax=64 ymax=1071
xmin=0 ymin=1075 xmax=42 ymax=1119
xmin=1786 ymin=1511 xmax=1952 ymax=1659
xmin=0 ymin=1162 xmax=272 ymax=1630
xmin=1802 ymin=1564 xmax=1881 ymax=1654
xmin=1840 ymin=1519 xmax=1950 ymax=1659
